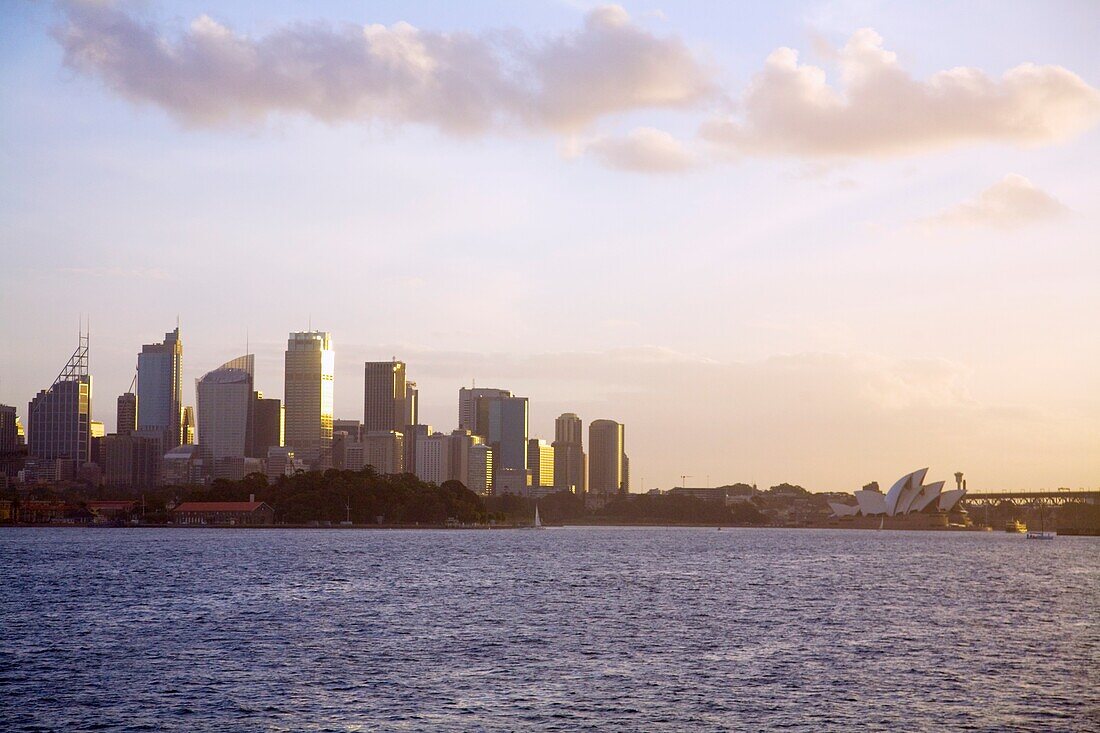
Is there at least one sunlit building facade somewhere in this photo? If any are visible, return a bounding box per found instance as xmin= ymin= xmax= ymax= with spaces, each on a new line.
xmin=589 ymin=419 xmax=626 ymax=496
xmin=27 ymin=334 xmax=92 ymax=466
xmin=284 ymin=331 xmax=334 ymax=468
xmin=528 ymin=438 xmax=554 ymax=488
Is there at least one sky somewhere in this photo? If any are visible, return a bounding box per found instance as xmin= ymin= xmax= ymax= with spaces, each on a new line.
xmin=1 ymin=0 xmax=1098 ymax=492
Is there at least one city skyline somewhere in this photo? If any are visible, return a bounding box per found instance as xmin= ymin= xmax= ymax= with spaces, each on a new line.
xmin=2 ymin=1 xmax=1099 ymax=491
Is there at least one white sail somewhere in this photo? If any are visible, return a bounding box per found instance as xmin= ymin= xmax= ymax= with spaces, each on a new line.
xmin=534 ymin=505 xmax=542 ymax=528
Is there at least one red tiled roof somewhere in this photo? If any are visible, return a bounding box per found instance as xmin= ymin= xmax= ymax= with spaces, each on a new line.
xmin=171 ymin=501 xmax=267 ymax=513
xmin=87 ymin=500 xmax=137 ymax=509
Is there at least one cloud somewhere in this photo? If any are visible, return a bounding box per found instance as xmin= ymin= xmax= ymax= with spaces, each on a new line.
xmin=585 ymin=127 xmax=696 ymax=172
xmin=701 ymin=28 xmax=1100 ymax=158
xmin=927 ymin=174 xmax=1069 ymax=229
xmin=53 ymin=1 xmax=713 ymax=134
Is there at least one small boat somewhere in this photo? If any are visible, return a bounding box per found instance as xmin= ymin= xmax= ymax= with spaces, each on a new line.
xmin=1026 ymin=505 xmax=1055 ymax=540
xmin=533 ymin=505 xmax=544 ymax=530
xmin=1005 ymin=520 xmax=1027 ymax=533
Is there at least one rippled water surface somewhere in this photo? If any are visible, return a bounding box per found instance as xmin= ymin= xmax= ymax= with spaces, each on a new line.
xmin=1 ymin=527 xmax=1097 ymax=731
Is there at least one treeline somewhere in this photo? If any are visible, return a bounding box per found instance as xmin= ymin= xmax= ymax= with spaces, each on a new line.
xmin=184 ymin=469 xmax=487 ymax=525
xmin=485 ymin=491 xmax=768 ymax=525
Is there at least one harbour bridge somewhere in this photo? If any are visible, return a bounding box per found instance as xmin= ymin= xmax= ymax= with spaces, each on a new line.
xmin=961 ymin=489 xmax=1099 ymax=507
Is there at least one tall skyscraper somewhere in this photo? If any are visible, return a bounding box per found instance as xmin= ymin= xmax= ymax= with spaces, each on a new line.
xmin=116 ymin=392 xmax=137 ymax=436
xmin=553 ymin=412 xmax=586 ymax=494
xmin=181 ymin=406 xmax=195 ymax=445
xmin=458 ymin=387 xmax=511 ymax=436
xmin=28 ymin=333 xmax=92 ymax=466
xmin=364 ymin=361 xmax=407 ymax=433
xmin=137 ymin=326 xmax=183 ymax=450
xmin=196 ymin=357 xmax=254 ymax=471
xmin=251 ymin=393 xmax=283 ymax=459
xmin=0 ymin=405 xmax=16 ymax=453
xmin=489 ymin=396 xmax=528 ymax=474
xmin=589 ymin=419 xmax=626 ymax=496
xmin=284 ymin=331 xmax=334 ymax=468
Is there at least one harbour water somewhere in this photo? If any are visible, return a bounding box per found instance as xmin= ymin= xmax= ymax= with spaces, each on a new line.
xmin=1 ymin=527 xmax=1097 ymax=731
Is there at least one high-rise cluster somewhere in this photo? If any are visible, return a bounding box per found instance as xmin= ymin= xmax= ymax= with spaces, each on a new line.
xmin=3 ymin=326 xmax=627 ymax=501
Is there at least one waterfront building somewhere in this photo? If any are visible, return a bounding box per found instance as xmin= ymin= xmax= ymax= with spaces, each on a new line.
xmin=363 ymin=430 xmax=404 ymax=474
xmin=528 ymin=438 xmax=555 ymax=489
xmin=28 ymin=333 xmax=92 ymax=467
xmin=196 ymin=358 xmax=253 ymax=471
xmin=553 ymin=412 xmax=586 ymax=494
xmin=251 ymin=393 xmax=283 ymax=459
xmin=589 ymin=419 xmax=626 ymax=497
xmin=116 ymin=393 xmax=137 ymax=435
xmin=833 ymin=468 xmax=966 ymax=519
xmin=458 ymin=387 xmax=511 ymax=436
xmin=284 ymin=331 xmax=334 ymax=468
xmin=170 ymin=499 xmax=274 ymax=526
xmin=137 ymin=327 xmax=183 ymax=450
xmin=364 ymin=360 xmax=408 ymax=433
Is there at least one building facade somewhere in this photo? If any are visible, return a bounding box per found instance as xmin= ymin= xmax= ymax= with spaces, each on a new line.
xmin=284 ymin=331 xmax=334 ymax=468
xmin=364 ymin=361 xmax=408 ymax=433
xmin=458 ymin=387 xmax=511 ymax=436
xmin=528 ymin=438 xmax=555 ymax=489
xmin=589 ymin=419 xmax=626 ymax=496
xmin=196 ymin=360 xmax=253 ymax=472
xmin=28 ymin=334 xmax=92 ymax=467
xmin=116 ymin=393 xmax=137 ymax=436
xmin=553 ymin=412 xmax=586 ymax=494
xmin=137 ymin=327 xmax=183 ymax=450
xmin=363 ymin=430 xmax=404 ymax=475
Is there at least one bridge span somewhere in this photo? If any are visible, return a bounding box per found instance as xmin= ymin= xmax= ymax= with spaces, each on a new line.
xmin=961 ymin=489 xmax=1098 ymax=507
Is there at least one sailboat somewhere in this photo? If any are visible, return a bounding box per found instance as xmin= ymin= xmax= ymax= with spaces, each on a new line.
xmin=1027 ymin=503 xmax=1056 ymax=540
xmin=533 ymin=504 xmax=544 ymax=530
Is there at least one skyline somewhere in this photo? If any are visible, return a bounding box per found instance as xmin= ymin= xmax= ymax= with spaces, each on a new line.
xmin=2 ymin=1 xmax=1099 ymax=491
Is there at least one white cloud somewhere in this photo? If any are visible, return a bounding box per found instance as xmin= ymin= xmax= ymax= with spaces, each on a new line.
xmin=701 ymin=28 xmax=1100 ymax=158
xmin=585 ymin=127 xmax=696 ymax=172
xmin=928 ymin=174 xmax=1069 ymax=229
xmin=54 ymin=1 xmax=713 ymax=134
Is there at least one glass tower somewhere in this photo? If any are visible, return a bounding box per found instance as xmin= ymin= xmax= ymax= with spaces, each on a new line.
xmin=284 ymin=331 xmax=334 ymax=468
xmin=137 ymin=326 xmax=183 ymax=450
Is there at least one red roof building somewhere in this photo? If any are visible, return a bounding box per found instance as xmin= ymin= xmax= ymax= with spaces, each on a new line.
xmin=170 ymin=500 xmax=274 ymax=526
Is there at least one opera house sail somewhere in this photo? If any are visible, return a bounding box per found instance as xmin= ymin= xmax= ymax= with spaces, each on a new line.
xmin=829 ymin=469 xmax=969 ymax=528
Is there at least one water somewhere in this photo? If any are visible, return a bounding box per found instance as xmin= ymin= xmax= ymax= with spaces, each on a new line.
xmin=1 ymin=527 xmax=1097 ymax=732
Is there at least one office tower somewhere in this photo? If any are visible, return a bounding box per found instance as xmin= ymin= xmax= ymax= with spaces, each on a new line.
xmin=266 ymin=446 xmax=299 ymax=482
xmin=116 ymin=393 xmax=137 ymax=436
xmin=102 ymin=433 xmax=159 ymax=489
xmin=333 ymin=419 xmax=362 ymax=443
xmin=196 ymin=358 xmax=253 ymax=476
xmin=363 ymin=430 xmax=404 ymax=475
xmin=284 ymin=331 xmax=334 ymax=468
xmin=137 ymin=326 xmax=183 ymax=450
xmin=446 ymin=429 xmax=484 ymax=486
xmin=332 ymin=431 xmax=351 ymax=470
xmin=403 ymin=423 xmax=431 ymax=476
xmin=163 ymin=444 xmax=203 ymax=485
xmin=489 ymin=396 xmax=528 ymax=474
xmin=404 ymin=382 xmax=419 ymax=427
xmin=28 ymin=333 xmax=92 ymax=466
xmin=251 ymin=394 xmax=284 ymax=459
xmin=363 ymin=360 xmax=407 ymax=433
xmin=90 ymin=421 xmax=105 ymax=439
xmin=182 ymin=406 xmax=196 ymax=445
xmin=528 ymin=439 xmax=555 ymax=488
xmin=458 ymin=387 xmax=511 ymax=436
xmin=589 ymin=419 xmax=626 ymax=495
xmin=415 ymin=432 xmax=450 ymax=485
xmin=0 ymin=405 xmax=16 ymax=452
xmin=344 ymin=440 xmax=366 ymax=471
xmin=622 ymin=453 xmax=630 ymax=492
xmin=553 ymin=412 xmax=586 ymax=494
xmin=468 ymin=443 xmax=493 ymax=494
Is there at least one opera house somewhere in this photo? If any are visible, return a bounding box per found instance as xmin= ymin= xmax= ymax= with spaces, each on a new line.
xmin=827 ymin=468 xmax=970 ymax=529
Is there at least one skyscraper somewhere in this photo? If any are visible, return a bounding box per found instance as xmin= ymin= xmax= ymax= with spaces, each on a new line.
xmin=364 ymin=361 xmax=407 ymax=433
xmin=251 ymin=393 xmax=283 ymax=459
xmin=137 ymin=326 xmax=183 ymax=450
xmin=553 ymin=412 xmax=586 ymax=494
xmin=196 ymin=357 xmax=254 ymax=472
xmin=458 ymin=387 xmax=511 ymax=436
xmin=116 ymin=392 xmax=137 ymax=436
xmin=404 ymin=382 xmax=419 ymax=427
xmin=284 ymin=331 xmax=334 ymax=468
xmin=28 ymin=333 xmax=92 ymax=466
xmin=589 ymin=419 xmax=625 ymax=496
xmin=528 ymin=438 xmax=555 ymax=488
